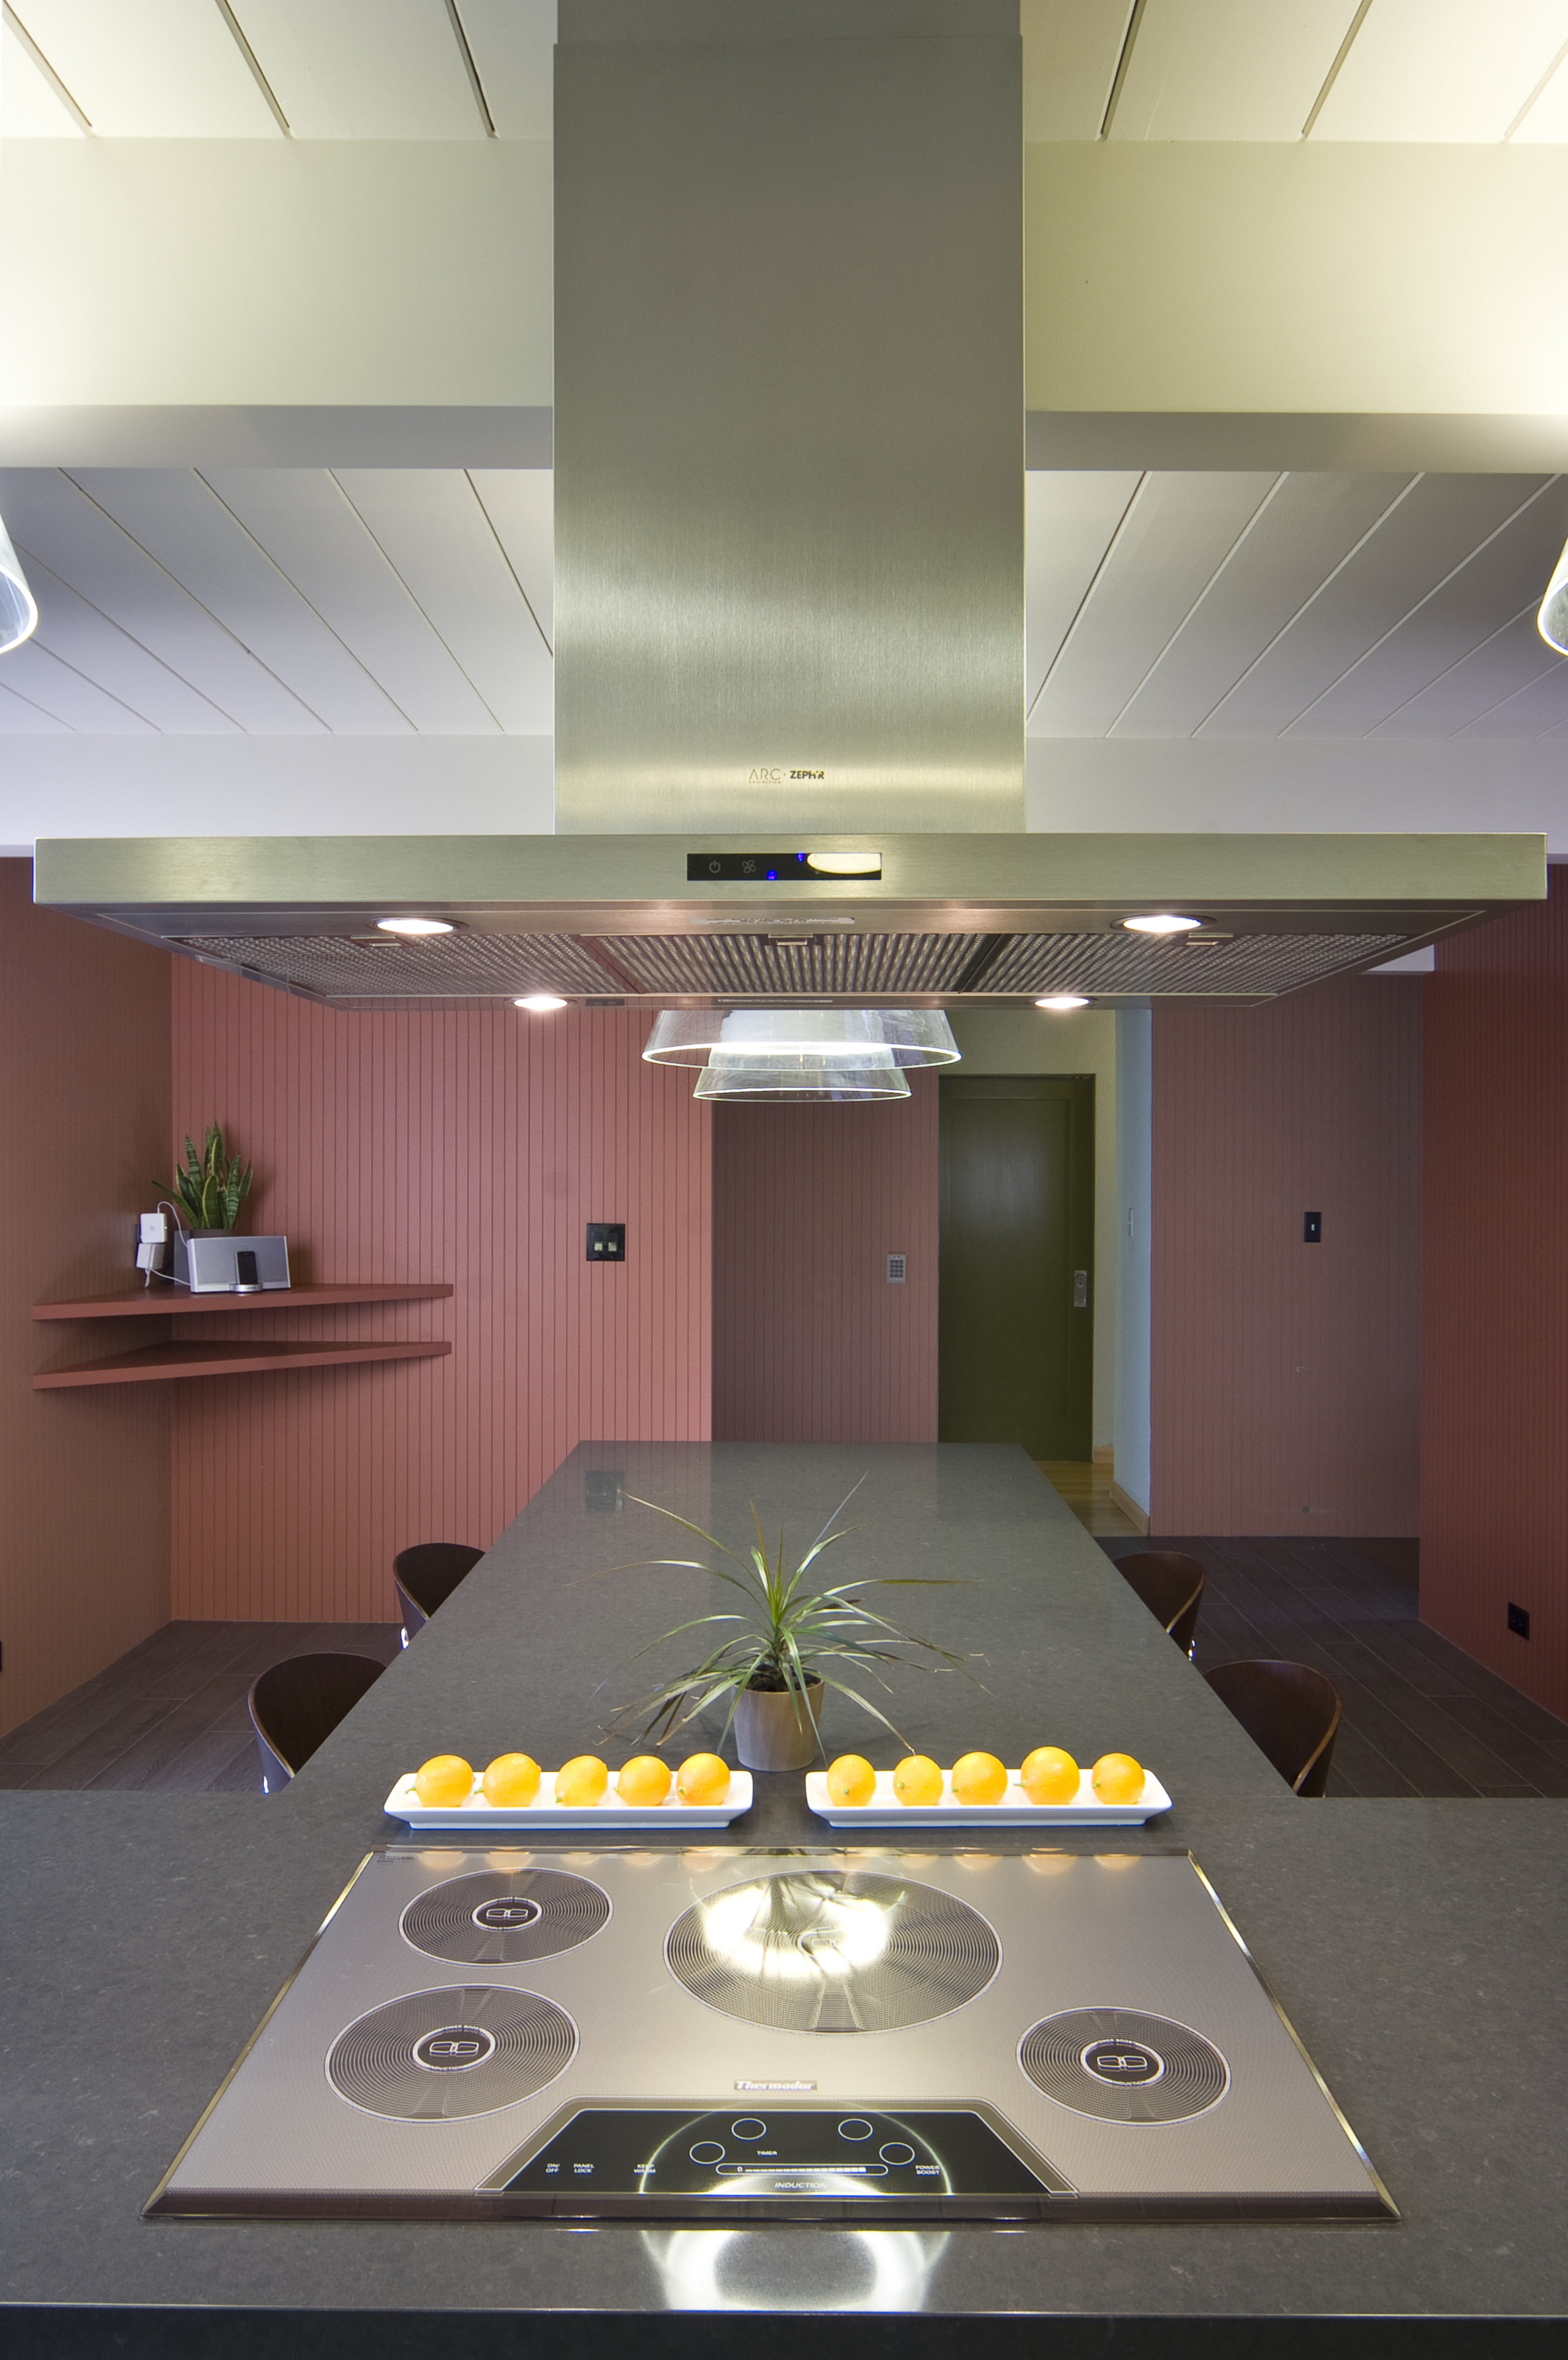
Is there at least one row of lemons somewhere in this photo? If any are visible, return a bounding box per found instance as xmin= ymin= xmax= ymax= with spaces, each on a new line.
xmin=413 ymin=1745 xmax=1145 ymax=1810
xmin=413 ymin=1751 xmax=730 ymax=1809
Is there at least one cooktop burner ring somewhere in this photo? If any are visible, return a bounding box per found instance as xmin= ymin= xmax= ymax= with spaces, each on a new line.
xmin=401 ymin=1869 xmax=610 ymax=1965
xmin=328 ymin=1985 xmax=577 ymax=2121
xmin=1019 ymin=2008 xmax=1229 ymax=2123
xmin=666 ymin=1868 xmax=1001 ymax=2034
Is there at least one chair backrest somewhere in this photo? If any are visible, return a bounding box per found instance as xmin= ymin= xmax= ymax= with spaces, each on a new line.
xmin=247 ymin=1651 xmax=385 ymax=1789
xmin=1204 ymin=1658 xmax=1343 ymax=1796
xmin=1116 ymin=1550 xmax=1207 ymax=1656
xmin=393 ymin=1542 xmax=486 ymax=1637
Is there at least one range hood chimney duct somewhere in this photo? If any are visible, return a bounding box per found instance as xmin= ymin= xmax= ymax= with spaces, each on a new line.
xmin=553 ymin=0 xmax=1024 ymax=837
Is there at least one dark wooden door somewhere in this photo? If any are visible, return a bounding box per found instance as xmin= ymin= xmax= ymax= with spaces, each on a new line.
xmin=938 ymin=1074 xmax=1094 ymax=1458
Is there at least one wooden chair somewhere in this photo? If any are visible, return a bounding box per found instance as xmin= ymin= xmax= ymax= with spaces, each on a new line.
xmin=247 ymin=1652 xmax=386 ymax=1792
xmin=1204 ymin=1659 xmax=1343 ymax=1797
xmin=1115 ymin=1550 xmax=1207 ymax=1656
xmin=393 ymin=1542 xmax=485 ymax=1643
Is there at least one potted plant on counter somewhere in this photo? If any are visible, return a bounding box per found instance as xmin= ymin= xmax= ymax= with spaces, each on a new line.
xmin=601 ymin=1481 xmax=978 ymax=1772
xmin=162 ymin=1124 xmax=253 ymax=1234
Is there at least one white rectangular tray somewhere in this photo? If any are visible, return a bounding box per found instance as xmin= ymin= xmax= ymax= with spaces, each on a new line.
xmin=383 ymin=1770 xmax=753 ymax=1831
xmin=803 ymin=1766 xmax=1171 ymax=1828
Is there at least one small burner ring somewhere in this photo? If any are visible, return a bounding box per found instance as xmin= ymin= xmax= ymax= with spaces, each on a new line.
xmin=328 ymin=1985 xmax=576 ymax=2121
xmin=401 ymin=1869 xmax=609 ymax=1965
xmin=1020 ymin=2008 xmax=1227 ymax=2123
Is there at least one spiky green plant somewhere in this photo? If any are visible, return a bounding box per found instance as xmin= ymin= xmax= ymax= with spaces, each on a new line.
xmin=599 ymin=1479 xmax=982 ymax=1754
xmin=161 ymin=1124 xmax=253 ymax=1233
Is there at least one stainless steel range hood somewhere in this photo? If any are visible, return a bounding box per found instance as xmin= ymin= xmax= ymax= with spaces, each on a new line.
xmin=552 ymin=0 xmax=1024 ymax=836
xmin=32 ymin=831 xmax=1545 ymax=1011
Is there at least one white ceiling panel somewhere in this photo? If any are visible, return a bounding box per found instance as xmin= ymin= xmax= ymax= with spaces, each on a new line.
xmin=1290 ymin=477 xmax=1568 ymax=735
xmin=1025 ymin=470 xmax=1142 ymax=709
xmin=1 ymin=16 xmax=84 ymax=134
xmin=1109 ymin=0 xmax=1358 ymax=141
xmin=333 ymin=470 xmax=554 ymax=734
xmin=1455 ymin=635 xmax=1568 ymax=736
xmin=1201 ymin=475 xmax=1553 ymax=734
xmin=1115 ymin=471 xmax=1412 ymax=736
xmin=13 ymin=0 xmax=281 ymax=136
xmin=1030 ymin=472 xmax=1276 ymax=736
xmin=70 ymin=470 xmax=413 ymax=733
xmin=457 ymin=0 xmax=555 ymax=139
xmin=0 ymin=469 xmax=325 ymax=731
xmin=467 ymin=469 xmax=554 ymax=648
xmin=0 ymin=678 xmax=70 ymax=731
xmin=1371 ymin=609 xmax=1561 ymax=737
xmin=1310 ymin=0 xmax=1568 ymax=141
xmin=200 ymin=469 xmax=501 ymax=733
xmin=1020 ymin=0 xmax=1134 ymax=140
xmin=18 ymin=554 xmax=240 ymax=731
xmin=0 ymin=637 xmax=156 ymax=731
xmin=231 ymin=0 xmax=486 ymax=140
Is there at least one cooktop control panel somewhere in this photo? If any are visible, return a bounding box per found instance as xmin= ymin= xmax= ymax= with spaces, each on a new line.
xmin=493 ymin=2104 xmax=1071 ymax=2204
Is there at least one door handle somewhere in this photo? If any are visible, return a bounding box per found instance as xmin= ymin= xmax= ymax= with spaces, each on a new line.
xmin=1072 ymin=1269 xmax=1088 ymax=1308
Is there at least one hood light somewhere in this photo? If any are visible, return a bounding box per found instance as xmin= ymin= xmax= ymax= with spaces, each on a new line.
xmin=644 ymin=1008 xmax=959 ymax=1101
xmin=377 ymin=916 xmax=453 ymax=937
xmin=1540 ymin=537 xmax=1568 ymax=654
xmin=1123 ymin=912 xmax=1202 ymax=936
xmin=1036 ymin=995 xmax=1090 ymax=1012
xmin=804 ymin=851 xmax=882 ymax=877
xmin=516 ymin=993 xmax=568 ymax=1012
xmin=0 ymin=511 xmax=39 ymax=655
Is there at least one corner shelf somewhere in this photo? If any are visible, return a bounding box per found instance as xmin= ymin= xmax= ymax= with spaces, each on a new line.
xmin=31 ymin=1281 xmax=454 ymax=1390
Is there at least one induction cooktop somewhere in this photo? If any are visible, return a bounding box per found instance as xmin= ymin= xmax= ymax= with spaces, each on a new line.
xmin=148 ymin=1847 xmax=1395 ymax=2223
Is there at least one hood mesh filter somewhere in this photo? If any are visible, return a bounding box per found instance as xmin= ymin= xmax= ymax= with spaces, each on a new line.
xmin=985 ymin=932 xmax=1406 ymax=997
xmin=175 ymin=932 xmax=620 ymax=999
xmin=602 ymin=932 xmax=984 ymax=997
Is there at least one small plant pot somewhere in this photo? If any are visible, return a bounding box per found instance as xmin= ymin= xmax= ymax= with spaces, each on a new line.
xmin=733 ymin=1676 xmax=824 ymax=1772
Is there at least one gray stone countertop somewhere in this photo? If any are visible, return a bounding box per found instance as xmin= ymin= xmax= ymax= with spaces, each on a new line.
xmin=2 ymin=1446 xmax=1564 ymax=2338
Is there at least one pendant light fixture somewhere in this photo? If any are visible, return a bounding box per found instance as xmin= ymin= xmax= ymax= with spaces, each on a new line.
xmin=0 ymin=513 xmax=39 ymax=655
xmin=1539 ymin=535 xmax=1568 ymax=655
xmin=643 ymin=1009 xmax=960 ymax=1101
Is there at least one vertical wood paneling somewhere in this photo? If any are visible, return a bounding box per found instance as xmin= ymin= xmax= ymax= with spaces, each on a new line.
xmin=0 ymin=859 xmax=172 ymax=1734
xmin=170 ymin=972 xmax=711 ymax=1621
xmin=1150 ymin=978 xmax=1422 ymax=1537
xmin=1423 ymin=878 xmax=1568 ymax=1719
xmin=712 ymin=1076 xmax=939 ymax=1442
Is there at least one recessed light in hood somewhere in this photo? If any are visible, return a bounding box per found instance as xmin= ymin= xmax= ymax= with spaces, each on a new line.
xmin=644 ymin=1008 xmax=960 ymax=1103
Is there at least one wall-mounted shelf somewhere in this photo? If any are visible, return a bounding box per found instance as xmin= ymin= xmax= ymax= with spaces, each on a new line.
xmin=32 ymin=1282 xmax=453 ymax=1321
xmin=31 ymin=1281 xmax=454 ymax=1389
xmin=34 ymin=1339 xmax=452 ymax=1390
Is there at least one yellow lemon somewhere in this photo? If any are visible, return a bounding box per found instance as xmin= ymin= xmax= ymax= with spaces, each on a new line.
xmin=414 ymin=1754 xmax=473 ymax=1808
xmin=892 ymin=1753 xmax=943 ymax=1807
xmin=1020 ymin=1746 xmax=1080 ymax=1806
xmin=1091 ymin=1751 xmax=1146 ymax=1805
xmin=826 ymin=1753 xmax=876 ymax=1807
xmin=481 ymin=1752 xmax=540 ymax=1808
xmin=617 ymin=1754 xmax=672 ymax=1807
xmin=951 ymin=1750 xmax=1008 ymax=1806
xmin=676 ymin=1752 xmax=731 ymax=1805
xmin=555 ymin=1754 xmax=609 ymax=1807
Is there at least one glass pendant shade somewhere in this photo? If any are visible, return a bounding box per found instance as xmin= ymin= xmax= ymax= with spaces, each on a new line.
xmin=1539 ymin=535 xmax=1568 ymax=655
xmin=0 ymin=513 xmax=39 ymax=655
xmin=644 ymin=1008 xmax=960 ymax=1100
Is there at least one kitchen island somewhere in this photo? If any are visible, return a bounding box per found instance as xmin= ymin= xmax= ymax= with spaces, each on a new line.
xmin=2 ymin=1445 xmax=1564 ymax=2353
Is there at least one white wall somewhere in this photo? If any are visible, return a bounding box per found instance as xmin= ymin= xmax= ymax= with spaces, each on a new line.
xmin=946 ymin=1006 xmax=1116 ymax=1453
xmin=1114 ymin=1007 xmax=1152 ymax=1520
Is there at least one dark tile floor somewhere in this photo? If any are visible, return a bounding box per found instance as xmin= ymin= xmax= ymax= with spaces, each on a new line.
xmin=0 ymin=1621 xmax=404 ymax=1795
xmin=1096 ymin=1533 xmax=1568 ymax=1798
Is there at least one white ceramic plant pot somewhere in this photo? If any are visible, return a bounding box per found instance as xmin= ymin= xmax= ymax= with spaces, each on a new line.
xmin=733 ymin=1676 xmax=824 ymax=1771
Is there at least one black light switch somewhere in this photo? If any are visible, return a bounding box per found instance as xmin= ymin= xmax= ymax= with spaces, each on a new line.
xmin=587 ymin=1222 xmax=626 ymax=1262
xmin=1303 ymin=1211 xmax=1322 ymax=1243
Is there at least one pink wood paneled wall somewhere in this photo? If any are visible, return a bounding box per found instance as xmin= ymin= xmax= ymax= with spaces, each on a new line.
xmin=1422 ymin=877 xmax=1568 ymax=1719
xmin=171 ymin=965 xmax=710 ymax=1622
xmin=1 ymin=860 xmax=172 ymax=1733
xmin=712 ymin=1074 xmax=939 ymax=1442
xmin=1150 ymin=977 xmax=1422 ymax=1537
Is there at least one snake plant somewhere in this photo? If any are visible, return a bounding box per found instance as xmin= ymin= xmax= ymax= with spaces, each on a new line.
xmin=162 ymin=1124 xmax=253 ymax=1233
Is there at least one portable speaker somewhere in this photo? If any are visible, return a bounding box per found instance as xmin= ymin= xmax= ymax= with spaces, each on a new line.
xmin=172 ymin=1234 xmax=291 ymax=1294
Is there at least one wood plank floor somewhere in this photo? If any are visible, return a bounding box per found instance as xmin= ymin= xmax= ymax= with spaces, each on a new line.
xmin=1038 ymin=1460 xmax=1143 ymax=1536
xmin=0 ymin=1621 xmax=404 ymax=1794
xmin=1094 ymin=1531 xmax=1568 ymax=1800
